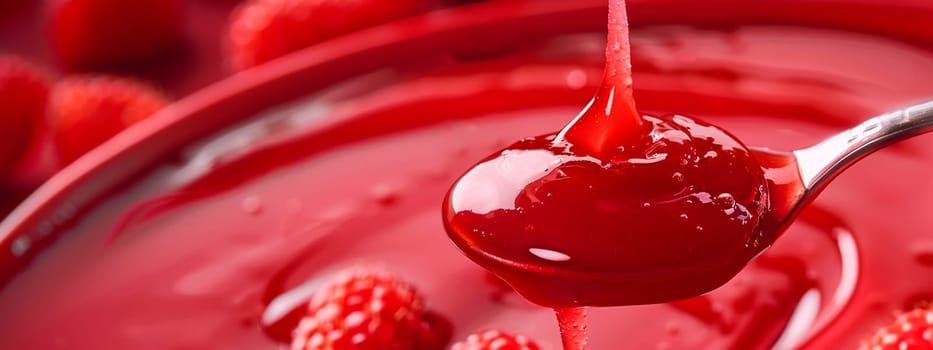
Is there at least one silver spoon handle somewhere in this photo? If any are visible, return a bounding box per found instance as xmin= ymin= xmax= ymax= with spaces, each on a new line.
xmin=793 ymin=100 xmax=933 ymax=191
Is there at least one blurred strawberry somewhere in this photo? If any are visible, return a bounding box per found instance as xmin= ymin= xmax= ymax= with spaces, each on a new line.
xmin=861 ymin=304 xmax=933 ymax=350
xmin=48 ymin=76 xmax=169 ymax=164
xmin=227 ymin=0 xmax=427 ymax=71
xmin=451 ymin=330 xmax=541 ymax=350
xmin=0 ymin=57 xmax=49 ymax=181
xmin=47 ymin=0 xmax=184 ymax=70
xmin=291 ymin=269 xmax=449 ymax=350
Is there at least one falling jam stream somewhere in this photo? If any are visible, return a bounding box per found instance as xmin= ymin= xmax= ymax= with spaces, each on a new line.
xmin=556 ymin=0 xmax=643 ymax=156
xmin=451 ymin=0 xmax=751 ymax=347
xmin=444 ymin=0 xmax=801 ymax=348
xmin=553 ymin=1 xmax=640 ymax=348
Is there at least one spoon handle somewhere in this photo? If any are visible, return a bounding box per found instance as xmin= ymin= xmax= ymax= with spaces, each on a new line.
xmin=793 ymin=100 xmax=933 ymax=191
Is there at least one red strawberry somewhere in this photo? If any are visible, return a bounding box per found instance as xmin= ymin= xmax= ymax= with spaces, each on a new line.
xmin=451 ymin=330 xmax=541 ymax=350
xmin=227 ymin=0 xmax=426 ymax=71
xmin=0 ymin=57 xmax=49 ymax=180
xmin=48 ymin=76 xmax=169 ymax=164
xmin=291 ymin=269 xmax=444 ymax=350
xmin=47 ymin=0 xmax=184 ymax=69
xmin=861 ymin=305 xmax=933 ymax=350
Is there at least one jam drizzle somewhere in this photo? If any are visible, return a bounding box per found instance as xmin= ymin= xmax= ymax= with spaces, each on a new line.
xmin=444 ymin=0 xmax=777 ymax=347
xmin=556 ymin=307 xmax=589 ymax=350
xmin=552 ymin=1 xmax=641 ymax=347
xmin=556 ymin=0 xmax=643 ymax=156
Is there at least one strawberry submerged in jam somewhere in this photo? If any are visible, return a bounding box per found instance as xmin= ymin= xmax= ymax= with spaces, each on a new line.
xmin=290 ymin=269 xmax=449 ymax=350
xmin=861 ymin=304 xmax=933 ymax=350
xmin=451 ymin=330 xmax=541 ymax=350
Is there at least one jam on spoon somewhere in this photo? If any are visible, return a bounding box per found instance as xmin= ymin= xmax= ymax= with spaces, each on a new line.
xmin=444 ymin=0 xmax=776 ymax=304
xmin=444 ymin=0 xmax=776 ymax=348
xmin=442 ymin=0 xmax=933 ymax=348
xmin=446 ymin=0 xmax=776 ymax=305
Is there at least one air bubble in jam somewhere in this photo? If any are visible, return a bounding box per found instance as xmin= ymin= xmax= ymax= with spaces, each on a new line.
xmin=371 ymin=184 xmax=400 ymax=206
xmin=717 ymin=193 xmax=736 ymax=207
xmin=672 ymin=172 xmax=684 ymax=182
xmin=10 ymin=237 xmax=30 ymax=257
xmin=913 ymin=244 xmax=933 ymax=267
xmin=565 ymin=69 xmax=589 ymax=90
xmin=241 ymin=196 xmax=263 ymax=215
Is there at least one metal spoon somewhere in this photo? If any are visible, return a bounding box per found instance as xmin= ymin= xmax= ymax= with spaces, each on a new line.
xmin=770 ymin=100 xmax=933 ymax=232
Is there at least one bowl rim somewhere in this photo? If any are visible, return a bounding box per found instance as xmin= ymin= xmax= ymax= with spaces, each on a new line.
xmin=0 ymin=0 xmax=609 ymax=273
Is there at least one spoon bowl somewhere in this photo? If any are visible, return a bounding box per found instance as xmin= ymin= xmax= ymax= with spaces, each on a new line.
xmin=444 ymin=98 xmax=933 ymax=308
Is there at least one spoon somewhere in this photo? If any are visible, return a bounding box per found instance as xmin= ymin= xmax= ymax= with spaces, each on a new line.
xmin=443 ymin=99 xmax=933 ymax=309
xmin=774 ymin=99 xmax=933 ymax=232
xmin=443 ymin=0 xmax=933 ymax=313
xmin=443 ymin=1 xmax=933 ymax=348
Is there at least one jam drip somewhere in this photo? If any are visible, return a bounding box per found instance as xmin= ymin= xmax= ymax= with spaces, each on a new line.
xmin=557 ymin=0 xmax=644 ymax=156
xmin=556 ymin=307 xmax=588 ymax=350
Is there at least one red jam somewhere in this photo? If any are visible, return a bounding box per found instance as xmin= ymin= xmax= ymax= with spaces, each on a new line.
xmin=443 ymin=113 xmax=777 ymax=306
xmin=443 ymin=0 xmax=793 ymax=311
xmin=2 ymin=2 xmax=933 ymax=349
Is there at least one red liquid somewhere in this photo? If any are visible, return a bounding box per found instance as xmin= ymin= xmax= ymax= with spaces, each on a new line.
xmin=443 ymin=0 xmax=795 ymax=312
xmin=2 ymin=4 xmax=933 ymax=350
xmin=443 ymin=2 xmax=802 ymax=346
xmin=443 ymin=113 xmax=785 ymax=307
xmin=556 ymin=307 xmax=588 ymax=350
xmin=559 ymin=0 xmax=643 ymax=155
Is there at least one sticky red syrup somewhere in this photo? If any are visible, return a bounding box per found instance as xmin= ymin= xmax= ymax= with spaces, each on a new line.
xmin=442 ymin=4 xmax=803 ymax=348
xmin=2 ymin=2 xmax=933 ymax=349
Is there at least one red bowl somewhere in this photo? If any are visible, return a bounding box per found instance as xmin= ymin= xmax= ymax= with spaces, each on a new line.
xmin=5 ymin=0 xmax=933 ymax=273
xmin=2 ymin=0 xmax=933 ymax=348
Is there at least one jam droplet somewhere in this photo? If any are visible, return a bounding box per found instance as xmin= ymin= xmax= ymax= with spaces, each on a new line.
xmin=913 ymin=243 xmax=933 ymax=267
xmin=241 ymin=195 xmax=263 ymax=215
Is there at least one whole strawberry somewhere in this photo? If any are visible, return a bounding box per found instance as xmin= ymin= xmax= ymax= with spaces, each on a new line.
xmin=227 ymin=0 xmax=426 ymax=71
xmin=451 ymin=330 xmax=541 ymax=350
xmin=291 ymin=269 xmax=444 ymax=350
xmin=48 ymin=76 xmax=169 ymax=164
xmin=0 ymin=57 xmax=49 ymax=179
xmin=861 ymin=304 xmax=933 ymax=350
xmin=47 ymin=0 xmax=184 ymax=69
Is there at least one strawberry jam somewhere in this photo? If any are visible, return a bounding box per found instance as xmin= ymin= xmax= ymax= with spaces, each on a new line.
xmin=443 ymin=114 xmax=773 ymax=307
xmin=1 ymin=1 xmax=933 ymax=349
xmin=444 ymin=0 xmax=779 ymax=309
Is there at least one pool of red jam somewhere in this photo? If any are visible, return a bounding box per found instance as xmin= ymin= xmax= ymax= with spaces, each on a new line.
xmin=3 ymin=7 xmax=933 ymax=350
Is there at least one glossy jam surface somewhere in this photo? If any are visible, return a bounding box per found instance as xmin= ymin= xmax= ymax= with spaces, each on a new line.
xmin=444 ymin=0 xmax=779 ymax=308
xmin=2 ymin=14 xmax=933 ymax=350
xmin=444 ymin=114 xmax=771 ymax=306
